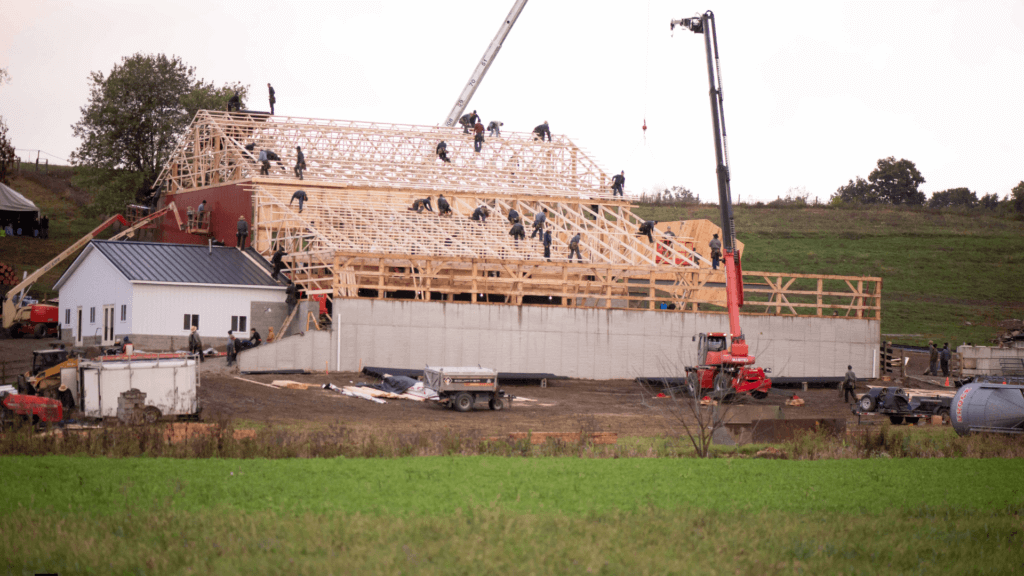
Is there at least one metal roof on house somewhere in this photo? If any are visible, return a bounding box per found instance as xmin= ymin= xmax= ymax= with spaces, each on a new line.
xmin=81 ymin=240 xmax=283 ymax=287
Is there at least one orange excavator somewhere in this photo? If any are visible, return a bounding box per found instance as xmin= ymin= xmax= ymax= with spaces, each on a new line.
xmin=672 ymin=11 xmax=771 ymax=400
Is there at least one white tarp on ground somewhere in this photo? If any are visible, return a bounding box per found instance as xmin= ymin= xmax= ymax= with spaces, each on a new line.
xmin=0 ymin=182 xmax=39 ymax=213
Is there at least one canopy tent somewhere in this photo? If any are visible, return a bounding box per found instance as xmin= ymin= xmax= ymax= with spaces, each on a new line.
xmin=0 ymin=182 xmax=39 ymax=213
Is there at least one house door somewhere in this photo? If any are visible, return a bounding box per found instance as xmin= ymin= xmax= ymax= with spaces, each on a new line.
xmin=75 ymin=307 xmax=83 ymax=347
xmin=102 ymin=305 xmax=115 ymax=346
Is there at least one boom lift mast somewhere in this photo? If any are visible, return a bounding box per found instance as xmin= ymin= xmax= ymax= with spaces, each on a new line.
xmin=443 ymin=0 xmax=529 ymax=128
xmin=672 ymin=11 xmax=771 ymax=399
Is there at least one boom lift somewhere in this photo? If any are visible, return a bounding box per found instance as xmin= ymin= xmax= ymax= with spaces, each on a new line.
xmin=443 ymin=0 xmax=528 ymax=128
xmin=672 ymin=11 xmax=771 ymax=400
xmin=2 ymin=203 xmax=185 ymax=337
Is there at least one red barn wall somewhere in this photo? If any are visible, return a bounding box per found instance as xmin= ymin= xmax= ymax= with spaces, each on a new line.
xmin=157 ymin=182 xmax=253 ymax=246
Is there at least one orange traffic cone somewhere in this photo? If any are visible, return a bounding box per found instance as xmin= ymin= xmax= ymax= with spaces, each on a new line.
xmin=944 ymin=377 xmax=950 ymax=387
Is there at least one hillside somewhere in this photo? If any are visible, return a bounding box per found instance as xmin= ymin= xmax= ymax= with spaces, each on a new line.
xmin=634 ymin=203 xmax=1024 ymax=347
xmin=4 ymin=168 xmax=1022 ymax=348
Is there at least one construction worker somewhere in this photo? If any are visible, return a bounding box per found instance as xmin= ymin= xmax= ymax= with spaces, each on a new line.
xmin=188 ymin=325 xmax=205 ymax=362
xmin=507 ymin=208 xmax=520 ymax=225
xmin=611 ymin=171 xmax=625 ymax=197
xmin=294 ymin=146 xmax=306 ymax=179
xmin=270 ymin=246 xmax=287 ymax=280
xmin=409 ymin=197 xmax=434 ymax=213
xmin=568 ymin=233 xmax=582 ymax=262
xmin=459 ymin=110 xmax=479 ymax=134
xmin=437 ymin=194 xmax=453 ymax=216
xmin=543 ymin=230 xmax=552 ymax=260
xmin=533 ymin=121 xmax=551 ymax=142
xmin=285 ymin=282 xmax=299 ymax=312
xmin=940 ymin=343 xmax=952 ymax=377
xmin=638 ymin=220 xmax=656 ymax=244
xmin=268 ymin=83 xmax=276 ymax=114
xmin=927 ymin=341 xmax=939 ymax=376
xmin=196 ymin=200 xmax=207 ymax=228
xmin=247 ymin=327 xmax=262 ymax=349
xmin=290 ymin=190 xmax=308 ymax=213
xmin=473 ymin=120 xmax=485 ymax=153
xmin=258 ymin=150 xmax=270 ymax=175
xmin=509 ymin=221 xmax=526 ymax=242
xmin=436 ymin=141 xmax=451 ymax=163
xmin=840 ymin=365 xmax=857 ymax=403
xmin=226 ymin=332 xmax=238 ymax=366
xmin=236 ymin=215 xmax=249 ymax=249
xmin=227 ymin=91 xmax=241 ymax=112
xmin=530 ymin=208 xmax=547 ymax=241
xmin=488 ymin=120 xmax=503 ymax=137
xmin=57 ymin=382 xmax=75 ymax=415
xmin=709 ymin=233 xmax=722 ymax=270
xmin=471 ymin=205 xmax=490 ymax=223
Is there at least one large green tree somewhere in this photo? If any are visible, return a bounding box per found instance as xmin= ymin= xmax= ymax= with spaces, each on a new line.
xmin=868 ymin=157 xmax=926 ymax=205
xmin=831 ymin=176 xmax=877 ymax=204
xmin=70 ymin=53 xmax=246 ymax=213
xmin=1012 ymin=181 xmax=1024 ymax=215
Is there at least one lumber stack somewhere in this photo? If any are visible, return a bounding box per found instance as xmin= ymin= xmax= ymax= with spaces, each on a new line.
xmin=0 ymin=262 xmax=16 ymax=286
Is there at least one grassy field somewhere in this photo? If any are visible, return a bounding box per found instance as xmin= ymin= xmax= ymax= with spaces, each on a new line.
xmin=3 ymin=456 xmax=1022 ymax=574
xmin=634 ymin=204 xmax=1024 ymax=347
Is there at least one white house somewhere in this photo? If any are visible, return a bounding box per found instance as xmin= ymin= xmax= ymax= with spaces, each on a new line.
xmin=55 ymin=240 xmax=287 ymax=349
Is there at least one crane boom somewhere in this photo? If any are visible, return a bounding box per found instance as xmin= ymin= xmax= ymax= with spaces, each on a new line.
xmin=443 ymin=0 xmax=528 ymax=128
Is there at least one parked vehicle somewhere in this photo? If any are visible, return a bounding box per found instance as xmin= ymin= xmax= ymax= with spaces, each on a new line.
xmin=423 ymin=366 xmax=511 ymax=412
xmin=854 ymin=386 xmax=951 ymax=425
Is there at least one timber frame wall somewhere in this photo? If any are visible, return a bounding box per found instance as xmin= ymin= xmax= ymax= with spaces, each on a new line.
xmin=155 ymin=111 xmax=882 ymax=321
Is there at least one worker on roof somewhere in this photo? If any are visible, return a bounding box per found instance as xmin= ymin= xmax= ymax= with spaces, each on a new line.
xmin=488 ymin=120 xmax=503 ymax=137
xmin=290 ymin=190 xmax=308 ymax=213
xmin=568 ymin=233 xmax=583 ymax=263
xmin=473 ymin=119 xmax=485 ymax=153
xmin=294 ymin=146 xmax=306 ymax=180
xmin=459 ymin=110 xmax=480 ymax=134
xmin=709 ymin=233 xmax=722 ymax=270
xmin=237 ymin=216 xmax=249 ymax=249
xmin=611 ymin=170 xmax=625 ymax=197
xmin=533 ymin=121 xmax=551 ymax=142
xmin=638 ymin=220 xmax=657 ymax=244
xmin=409 ymin=197 xmax=434 ymax=213
xmin=509 ymin=221 xmax=525 ymax=243
xmin=270 ymin=246 xmax=287 ymax=280
xmin=543 ymin=230 xmax=552 ymax=261
xmin=268 ymin=83 xmax=276 ymax=114
xmin=507 ymin=208 xmax=520 ymax=225
xmin=471 ymin=205 xmax=490 ymax=223
xmin=530 ymin=208 xmax=547 ymax=241
xmin=227 ymin=91 xmax=240 ymax=112
xmin=437 ymin=194 xmax=453 ymax=216
xmin=436 ymin=141 xmax=451 ymax=163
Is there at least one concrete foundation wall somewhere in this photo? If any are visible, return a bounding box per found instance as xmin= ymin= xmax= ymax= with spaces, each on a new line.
xmin=958 ymin=345 xmax=1024 ymax=376
xmin=330 ymin=299 xmax=880 ymax=380
xmin=238 ymin=329 xmax=334 ymax=372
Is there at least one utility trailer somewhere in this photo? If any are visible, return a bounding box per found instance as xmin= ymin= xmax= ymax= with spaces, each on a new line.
xmin=77 ymin=356 xmax=200 ymax=423
xmin=422 ymin=366 xmax=511 ymax=412
xmin=853 ymin=386 xmax=952 ymax=425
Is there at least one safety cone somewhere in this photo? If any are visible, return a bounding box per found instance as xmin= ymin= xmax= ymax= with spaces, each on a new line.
xmin=944 ymin=377 xmax=950 ymax=387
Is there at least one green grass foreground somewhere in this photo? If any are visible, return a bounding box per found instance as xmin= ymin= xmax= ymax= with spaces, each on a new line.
xmin=3 ymin=457 xmax=1023 ymax=575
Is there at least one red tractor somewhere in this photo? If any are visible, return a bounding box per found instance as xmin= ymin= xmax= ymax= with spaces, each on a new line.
xmin=0 ymin=390 xmax=63 ymax=428
xmin=674 ymin=10 xmax=772 ymax=401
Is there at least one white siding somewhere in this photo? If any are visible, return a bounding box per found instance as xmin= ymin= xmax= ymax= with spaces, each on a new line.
xmin=57 ymin=248 xmax=134 ymax=340
xmin=131 ymin=283 xmax=286 ymax=338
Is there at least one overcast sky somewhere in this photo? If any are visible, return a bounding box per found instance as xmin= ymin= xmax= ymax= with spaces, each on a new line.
xmin=2 ymin=0 xmax=1022 ymax=203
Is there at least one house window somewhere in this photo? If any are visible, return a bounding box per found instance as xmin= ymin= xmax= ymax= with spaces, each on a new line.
xmin=121 ymin=305 xmax=127 ymax=321
xmin=183 ymin=314 xmax=199 ymax=330
xmin=65 ymin=309 xmax=70 ymax=325
xmin=231 ymin=316 xmax=247 ymax=332
xmin=90 ymin=307 xmax=95 ymax=323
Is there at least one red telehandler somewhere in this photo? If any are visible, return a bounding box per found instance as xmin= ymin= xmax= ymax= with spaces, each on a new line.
xmin=672 ymin=11 xmax=771 ymax=400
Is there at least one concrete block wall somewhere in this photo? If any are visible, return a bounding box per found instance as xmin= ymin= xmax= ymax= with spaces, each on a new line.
xmin=329 ymin=299 xmax=880 ymax=380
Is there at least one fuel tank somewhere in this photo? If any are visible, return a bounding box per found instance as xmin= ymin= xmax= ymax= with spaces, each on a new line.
xmin=951 ymin=383 xmax=1024 ymax=436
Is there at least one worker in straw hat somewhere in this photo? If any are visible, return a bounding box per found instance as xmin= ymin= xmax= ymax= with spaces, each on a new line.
xmin=57 ymin=382 xmax=76 ymax=416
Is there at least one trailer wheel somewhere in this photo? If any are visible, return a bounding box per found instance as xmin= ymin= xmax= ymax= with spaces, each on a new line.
xmin=453 ymin=393 xmax=474 ymax=412
xmin=489 ymin=397 xmax=504 ymax=411
xmin=889 ymin=416 xmax=905 ymax=425
xmin=858 ymin=395 xmax=876 ymax=412
xmin=142 ymin=406 xmax=162 ymax=424
xmin=904 ymin=417 xmax=919 ymax=425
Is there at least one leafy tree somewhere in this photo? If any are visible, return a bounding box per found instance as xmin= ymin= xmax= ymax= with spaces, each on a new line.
xmin=929 ymin=187 xmax=977 ymax=209
xmin=1012 ymin=181 xmax=1024 ymax=215
xmin=70 ymin=53 xmax=247 ymax=212
xmin=979 ymin=193 xmax=1002 ymax=210
xmin=640 ymin=185 xmax=699 ymax=206
xmin=830 ymin=176 xmax=877 ymax=204
xmin=868 ymin=157 xmax=926 ymax=205
xmin=0 ymin=68 xmax=14 ymax=185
